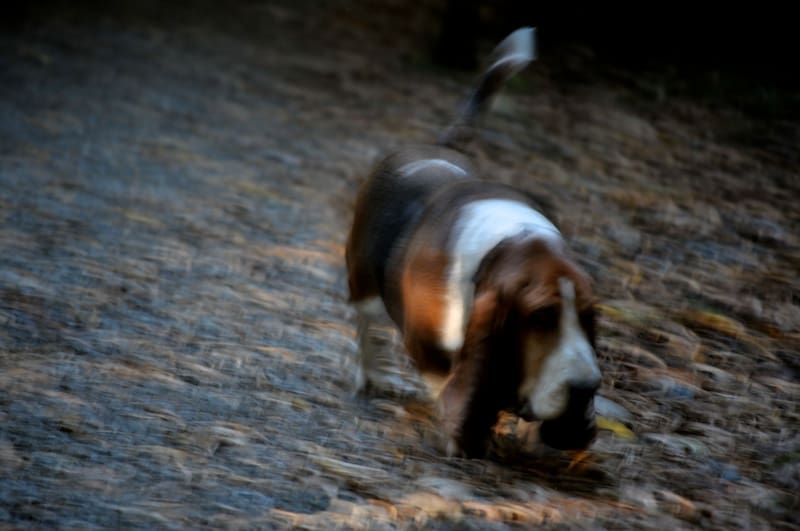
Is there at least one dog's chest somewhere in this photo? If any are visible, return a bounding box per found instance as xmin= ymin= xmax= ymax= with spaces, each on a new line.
xmin=438 ymin=199 xmax=563 ymax=351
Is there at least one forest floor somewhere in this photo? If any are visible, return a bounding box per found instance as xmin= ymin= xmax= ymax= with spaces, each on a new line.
xmin=1 ymin=1 xmax=798 ymax=529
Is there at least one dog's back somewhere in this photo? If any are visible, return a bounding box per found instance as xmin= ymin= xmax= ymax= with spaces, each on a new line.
xmin=346 ymin=146 xmax=473 ymax=304
xmin=346 ymin=28 xmax=536 ymax=307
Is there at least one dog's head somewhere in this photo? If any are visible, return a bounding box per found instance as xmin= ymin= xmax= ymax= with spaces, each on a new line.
xmin=472 ymin=236 xmax=601 ymax=450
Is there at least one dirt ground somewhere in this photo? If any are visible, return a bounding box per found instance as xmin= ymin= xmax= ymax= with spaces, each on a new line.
xmin=1 ymin=1 xmax=798 ymax=529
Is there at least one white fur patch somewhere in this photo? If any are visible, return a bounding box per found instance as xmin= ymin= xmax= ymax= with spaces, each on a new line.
xmin=489 ymin=27 xmax=536 ymax=71
xmin=439 ymin=199 xmax=563 ymax=351
xmin=521 ymin=278 xmax=601 ymax=420
xmin=397 ymin=159 xmax=467 ymax=177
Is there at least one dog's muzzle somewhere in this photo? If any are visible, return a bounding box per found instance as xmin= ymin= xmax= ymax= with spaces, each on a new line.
xmin=516 ymin=400 xmax=537 ymax=422
xmin=537 ymin=382 xmax=598 ymax=450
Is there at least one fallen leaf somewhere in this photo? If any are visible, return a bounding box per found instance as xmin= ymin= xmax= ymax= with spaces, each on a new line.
xmin=654 ymin=489 xmax=700 ymax=522
xmin=597 ymin=417 xmax=636 ymax=440
xmin=398 ymin=492 xmax=462 ymax=520
xmin=566 ymin=450 xmax=593 ymax=471
xmin=680 ymin=310 xmax=746 ymax=338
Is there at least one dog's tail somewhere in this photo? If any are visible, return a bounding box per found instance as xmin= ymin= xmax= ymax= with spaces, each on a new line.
xmin=438 ymin=27 xmax=536 ymax=148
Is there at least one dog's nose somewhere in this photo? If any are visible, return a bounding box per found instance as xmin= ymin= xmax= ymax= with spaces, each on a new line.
xmin=567 ymin=379 xmax=600 ymax=408
xmin=517 ymin=400 xmax=536 ymax=422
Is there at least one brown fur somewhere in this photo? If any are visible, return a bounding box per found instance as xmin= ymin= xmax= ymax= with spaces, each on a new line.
xmin=434 ymin=237 xmax=596 ymax=455
xmin=400 ymin=246 xmax=451 ymax=374
xmin=345 ymin=146 xmax=474 ymax=304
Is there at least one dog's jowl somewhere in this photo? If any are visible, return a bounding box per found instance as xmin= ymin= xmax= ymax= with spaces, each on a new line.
xmin=346 ymin=28 xmax=601 ymax=458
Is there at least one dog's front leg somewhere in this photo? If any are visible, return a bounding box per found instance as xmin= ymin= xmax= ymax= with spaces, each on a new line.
xmin=402 ymin=333 xmax=485 ymax=457
xmin=437 ymin=361 xmax=497 ymax=458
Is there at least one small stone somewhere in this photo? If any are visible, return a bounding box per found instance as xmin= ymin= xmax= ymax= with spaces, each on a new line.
xmin=607 ymin=224 xmax=642 ymax=256
xmin=594 ymin=395 xmax=633 ymax=423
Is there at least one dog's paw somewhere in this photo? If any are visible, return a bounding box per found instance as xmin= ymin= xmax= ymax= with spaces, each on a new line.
xmin=354 ymin=369 xmax=397 ymax=397
xmin=355 ymin=366 xmax=419 ymax=399
xmin=423 ymin=432 xmax=464 ymax=458
xmin=353 ymin=364 xmax=367 ymax=395
xmin=445 ymin=438 xmax=466 ymax=459
xmin=359 ymin=377 xmax=387 ymax=397
xmin=362 ymin=379 xmax=419 ymax=400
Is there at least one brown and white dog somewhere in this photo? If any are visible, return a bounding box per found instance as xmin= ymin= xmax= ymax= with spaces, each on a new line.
xmin=346 ymin=28 xmax=601 ymax=458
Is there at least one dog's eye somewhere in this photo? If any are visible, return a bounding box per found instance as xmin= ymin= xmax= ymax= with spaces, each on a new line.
xmin=528 ymin=305 xmax=559 ymax=331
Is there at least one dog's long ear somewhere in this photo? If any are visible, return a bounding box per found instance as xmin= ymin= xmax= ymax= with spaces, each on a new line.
xmin=438 ymin=289 xmax=509 ymax=457
xmin=473 ymin=236 xmax=531 ymax=322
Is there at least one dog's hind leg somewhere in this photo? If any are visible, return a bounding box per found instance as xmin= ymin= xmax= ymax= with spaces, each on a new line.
xmin=353 ymin=297 xmax=390 ymax=393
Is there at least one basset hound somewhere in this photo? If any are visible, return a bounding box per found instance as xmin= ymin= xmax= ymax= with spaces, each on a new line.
xmin=346 ymin=28 xmax=601 ymax=458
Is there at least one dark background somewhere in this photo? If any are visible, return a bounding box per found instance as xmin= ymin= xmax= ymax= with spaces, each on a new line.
xmin=7 ymin=1 xmax=798 ymax=80
xmin=436 ymin=1 xmax=795 ymax=78
xmin=7 ymin=0 xmax=798 ymax=122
